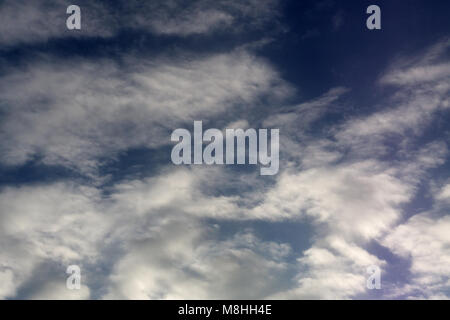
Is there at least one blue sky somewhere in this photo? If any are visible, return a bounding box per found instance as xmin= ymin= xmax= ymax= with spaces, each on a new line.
xmin=0 ymin=0 xmax=449 ymax=299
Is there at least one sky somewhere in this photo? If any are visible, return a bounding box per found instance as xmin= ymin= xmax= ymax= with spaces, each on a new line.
xmin=0 ymin=0 xmax=449 ymax=300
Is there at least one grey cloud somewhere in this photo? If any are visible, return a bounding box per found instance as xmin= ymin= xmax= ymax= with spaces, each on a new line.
xmin=0 ymin=0 xmax=282 ymax=46
xmin=0 ymin=0 xmax=115 ymax=46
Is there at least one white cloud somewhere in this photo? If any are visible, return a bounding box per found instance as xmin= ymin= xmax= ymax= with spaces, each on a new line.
xmin=0 ymin=50 xmax=292 ymax=175
xmin=250 ymin=161 xmax=411 ymax=238
xmin=271 ymin=237 xmax=384 ymax=299
xmin=0 ymin=269 xmax=15 ymax=299
xmin=0 ymin=169 xmax=293 ymax=299
xmin=263 ymin=87 xmax=349 ymax=130
xmin=381 ymin=64 xmax=450 ymax=86
xmin=383 ymin=212 xmax=450 ymax=299
xmin=436 ymin=184 xmax=450 ymax=201
xmin=104 ymin=224 xmax=290 ymax=299
xmin=246 ymin=160 xmax=409 ymax=299
xmin=0 ymin=183 xmax=108 ymax=299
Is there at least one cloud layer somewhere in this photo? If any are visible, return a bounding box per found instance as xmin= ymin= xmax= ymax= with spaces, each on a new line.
xmin=0 ymin=1 xmax=449 ymax=300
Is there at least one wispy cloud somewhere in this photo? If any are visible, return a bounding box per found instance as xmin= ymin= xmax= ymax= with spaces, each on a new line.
xmin=0 ymin=0 xmax=282 ymax=46
xmin=0 ymin=50 xmax=292 ymax=176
